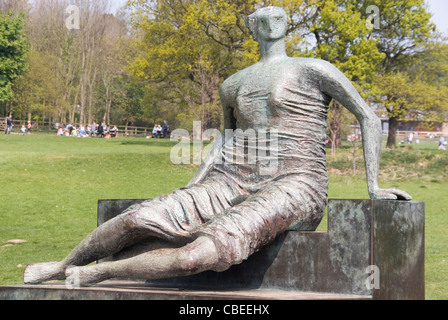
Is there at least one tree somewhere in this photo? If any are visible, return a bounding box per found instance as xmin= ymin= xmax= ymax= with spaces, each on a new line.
xmin=127 ymin=0 xmax=248 ymax=130
xmin=304 ymin=0 xmax=384 ymax=153
xmin=0 ymin=12 xmax=29 ymax=109
xmin=111 ymin=72 xmax=145 ymax=128
xmin=11 ymin=50 xmax=66 ymax=121
xmin=372 ymin=42 xmax=448 ymax=147
xmin=6 ymin=0 xmax=137 ymax=127
xmin=360 ymin=0 xmax=435 ymax=73
xmin=0 ymin=0 xmax=28 ymax=14
xmin=97 ymin=14 xmax=128 ymax=125
xmin=127 ymin=0 xmax=325 ymax=131
xmin=71 ymin=0 xmax=110 ymax=126
xmin=358 ymin=0 xmax=438 ymax=147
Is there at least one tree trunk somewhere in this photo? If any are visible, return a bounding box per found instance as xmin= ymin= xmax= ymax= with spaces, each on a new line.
xmin=329 ymin=100 xmax=343 ymax=156
xmin=103 ymin=76 xmax=111 ymax=125
xmin=386 ymin=116 xmax=398 ymax=148
xmin=87 ymin=64 xmax=98 ymax=125
xmin=80 ymin=49 xmax=87 ymax=127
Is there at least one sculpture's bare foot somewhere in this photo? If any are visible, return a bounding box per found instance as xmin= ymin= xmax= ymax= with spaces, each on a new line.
xmin=23 ymin=262 xmax=65 ymax=284
xmin=65 ymin=265 xmax=110 ymax=288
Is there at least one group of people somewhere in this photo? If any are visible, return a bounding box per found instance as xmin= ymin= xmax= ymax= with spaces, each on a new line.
xmin=149 ymin=121 xmax=169 ymax=139
xmin=56 ymin=122 xmax=118 ymax=138
xmin=20 ymin=121 xmax=32 ymax=136
xmin=399 ymin=132 xmax=419 ymax=145
xmin=4 ymin=115 xmax=32 ymax=135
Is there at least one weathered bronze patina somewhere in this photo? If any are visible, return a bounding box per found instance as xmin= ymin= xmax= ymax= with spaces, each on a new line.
xmin=24 ymin=7 xmax=411 ymax=287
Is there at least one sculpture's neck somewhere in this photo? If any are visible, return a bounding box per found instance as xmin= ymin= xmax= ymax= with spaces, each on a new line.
xmin=259 ymin=38 xmax=287 ymax=62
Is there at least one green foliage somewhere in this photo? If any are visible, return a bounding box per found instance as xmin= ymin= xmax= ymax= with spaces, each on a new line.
xmin=361 ymin=0 xmax=436 ymax=72
xmin=310 ymin=0 xmax=384 ymax=91
xmin=3 ymin=1 xmax=146 ymax=127
xmin=11 ymin=50 xmax=67 ymax=119
xmin=1 ymin=0 xmax=446 ymax=143
xmin=371 ymin=41 xmax=448 ymax=148
xmin=128 ymin=0 xmax=443 ymax=141
xmin=306 ymin=0 xmax=385 ymax=150
xmin=354 ymin=0 xmax=446 ymax=148
xmin=128 ymin=0 xmax=262 ymax=130
xmin=0 ymin=12 xmax=29 ymax=103
xmin=373 ymin=70 xmax=448 ymax=121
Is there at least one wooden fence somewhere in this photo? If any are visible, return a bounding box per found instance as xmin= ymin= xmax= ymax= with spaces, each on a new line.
xmin=1 ymin=117 xmax=446 ymax=139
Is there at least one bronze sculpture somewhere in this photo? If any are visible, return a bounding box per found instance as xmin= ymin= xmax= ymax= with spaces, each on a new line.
xmin=24 ymin=7 xmax=411 ymax=287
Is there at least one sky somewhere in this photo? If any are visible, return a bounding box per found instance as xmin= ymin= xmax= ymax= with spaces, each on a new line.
xmin=108 ymin=0 xmax=448 ymax=36
xmin=426 ymin=0 xmax=448 ymax=35
xmin=109 ymin=0 xmax=128 ymax=13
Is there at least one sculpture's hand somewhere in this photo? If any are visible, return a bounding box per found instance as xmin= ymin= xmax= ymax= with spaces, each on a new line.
xmin=369 ymin=188 xmax=412 ymax=201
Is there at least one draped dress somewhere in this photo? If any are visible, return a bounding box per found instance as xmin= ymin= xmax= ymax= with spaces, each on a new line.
xmin=121 ymin=58 xmax=332 ymax=272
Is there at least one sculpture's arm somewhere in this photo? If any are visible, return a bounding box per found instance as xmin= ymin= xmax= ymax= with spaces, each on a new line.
xmin=317 ymin=61 xmax=412 ymax=200
xmin=187 ymin=82 xmax=236 ymax=187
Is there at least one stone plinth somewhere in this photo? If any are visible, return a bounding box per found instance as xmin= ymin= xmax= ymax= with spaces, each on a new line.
xmin=96 ymin=198 xmax=424 ymax=300
xmin=0 ymin=199 xmax=424 ymax=300
xmin=0 ymin=280 xmax=369 ymax=300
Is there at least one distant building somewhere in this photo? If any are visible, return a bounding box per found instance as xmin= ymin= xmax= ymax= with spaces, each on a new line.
xmin=380 ymin=119 xmax=448 ymax=137
xmin=371 ymin=103 xmax=448 ymax=137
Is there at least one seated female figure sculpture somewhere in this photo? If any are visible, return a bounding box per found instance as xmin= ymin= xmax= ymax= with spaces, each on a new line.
xmin=24 ymin=6 xmax=411 ymax=287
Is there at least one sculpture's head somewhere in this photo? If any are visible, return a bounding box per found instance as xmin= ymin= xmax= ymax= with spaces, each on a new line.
xmin=245 ymin=6 xmax=287 ymax=43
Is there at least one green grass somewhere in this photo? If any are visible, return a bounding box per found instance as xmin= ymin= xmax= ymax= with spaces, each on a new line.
xmin=0 ymin=133 xmax=447 ymax=299
xmin=0 ymin=134 xmax=196 ymax=285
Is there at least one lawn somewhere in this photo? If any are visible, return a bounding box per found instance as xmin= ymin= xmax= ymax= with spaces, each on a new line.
xmin=0 ymin=133 xmax=447 ymax=299
xmin=0 ymin=134 xmax=197 ymax=285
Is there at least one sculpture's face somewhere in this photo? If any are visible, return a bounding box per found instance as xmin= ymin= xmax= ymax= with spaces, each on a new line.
xmin=256 ymin=12 xmax=287 ymax=41
xmin=249 ymin=7 xmax=287 ymax=42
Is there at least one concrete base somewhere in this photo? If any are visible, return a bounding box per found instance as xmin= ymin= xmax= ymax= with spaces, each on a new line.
xmin=0 ymin=199 xmax=425 ymax=300
xmin=0 ymin=280 xmax=369 ymax=300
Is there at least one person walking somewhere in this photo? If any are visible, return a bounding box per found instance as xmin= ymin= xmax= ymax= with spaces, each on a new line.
xmin=163 ymin=121 xmax=169 ymax=138
xmin=408 ymin=132 xmax=414 ymax=144
xmin=5 ymin=115 xmax=13 ymax=134
xmin=439 ymin=137 xmax=446 ymax=151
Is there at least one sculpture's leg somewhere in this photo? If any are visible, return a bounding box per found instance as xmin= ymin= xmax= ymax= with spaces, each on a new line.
xmin=64 ymin=173 xmax=328 ymax=287
xmin=190 ymin=173 xmax=328 ymax=272
xmin=24 ymin=175 xmax=242 ymax=285
xmin=24 ymin=214 xmax=157 ymax=284
xmin=65 ymin=236 xmax=218 ymax=287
